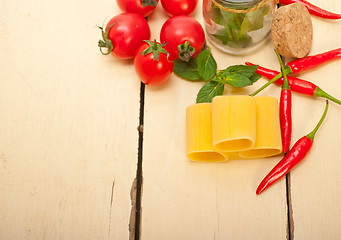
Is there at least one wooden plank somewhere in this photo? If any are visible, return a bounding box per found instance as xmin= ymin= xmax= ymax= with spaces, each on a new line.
xmin=0 ymin=1 xmax=140 ymax=239
xmin=288 ymin=1 xmax=341 ymax=239
xmin=141 ymin=3 xmax=288 ymax=239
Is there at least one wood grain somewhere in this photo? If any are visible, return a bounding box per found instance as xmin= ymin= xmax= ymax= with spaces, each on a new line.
xmin=288 ymin=1 xmax=341 ymax=239
xmin=141 ymin=4 xmax=288 ymax=240
xmin=0 ymin=0 xmax=140 ymax=239
xmin=1 ymin=0 xmax=341 ymax=239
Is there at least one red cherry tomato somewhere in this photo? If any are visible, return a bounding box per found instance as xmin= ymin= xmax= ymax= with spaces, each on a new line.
xmin=134 ymin=41 xmax=174 ymax=86
xmin=98 ymin=13 xmax=150 ymax=59
xmin=160 ymin=15 xmax=205 ymax=61
xmin=116 ymin=0 xmax=159 ymax=17
xmin=161 ymin=0 xmax=197 ymax=16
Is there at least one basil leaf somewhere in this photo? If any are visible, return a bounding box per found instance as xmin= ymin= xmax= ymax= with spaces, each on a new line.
xmin=173 ymin=59 xmax=202 ymax=81
xmin=225 ymin=73 xmax=252 ymax=88
xmin=196 ymin=81 xmax=224 ymax=103
xmin=197 ymin=49 xmax=217 ymax=81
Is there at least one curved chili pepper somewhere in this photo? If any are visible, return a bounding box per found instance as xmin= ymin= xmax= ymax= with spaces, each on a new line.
xmin=288 ymin=48 xmax=341 ymax=74
xmin=278 ymin=0 xmax=341 ymax=20
xmin=276 ymin=50 xmax=292 ymax=154
xmin=256 ymin=100 xmax=329 ymax=194
xmin=249 ymin=48 xmax=341 ymax=96
xmin=246 ymin=62 xmax=341 ymax=105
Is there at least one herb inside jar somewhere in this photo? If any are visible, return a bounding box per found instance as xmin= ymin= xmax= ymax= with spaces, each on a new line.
xmin=209 ymin=2 xmax=270 ymax=48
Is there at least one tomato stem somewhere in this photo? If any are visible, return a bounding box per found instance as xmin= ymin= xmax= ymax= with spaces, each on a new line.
xmin=142 ymin=40 xmax=171 ymax=62
xmin=275 ymin=49 xmax=290 ymax=90
xmin=97 ymin=22 xmax=117 ymax=55
xmin=141 ymin=0 xmax=157 ymax=7
xmin=178 ymin=41 xmax=195 ymax=62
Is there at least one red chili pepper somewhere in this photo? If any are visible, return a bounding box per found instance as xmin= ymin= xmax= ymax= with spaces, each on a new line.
xmin=246 ymin=62 xmax=341 ymax=105
xmin=278 ymin=0 xmax=341 ymax=20
xmin=287 ymin=48 xmax=341 ymax=74
xmin=250 ymin=48 xmax=341 ymax=96
xmin=256 ymin=100 xmax=329 ymax=194
xmin=276 ymin=50 xmax=292 ymax=154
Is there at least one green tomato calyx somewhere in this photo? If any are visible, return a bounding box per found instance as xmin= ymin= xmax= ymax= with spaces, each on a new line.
xmin=141 ymin=0 xmax=157 ymax=7
xmin=142 ymin=40 xmax=171 ymax=62
xmin=178 ymin=41 xmax=195 ymax=62
xmin=97 ymin=22 xmax=117 ymax=55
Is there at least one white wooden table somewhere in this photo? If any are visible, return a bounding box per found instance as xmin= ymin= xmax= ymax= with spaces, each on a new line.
xmin=1 ymin=0 xmax=341 ymax=239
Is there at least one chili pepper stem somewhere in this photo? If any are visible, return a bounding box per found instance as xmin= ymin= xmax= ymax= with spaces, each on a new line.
xmin=314 ymin=87 xmax=341 ymax=106
xmin=250 ymin=65 xmax=292 ymax=96
xmin=306 ymin=100 xmax=329 ymax=141
xmin=256 ymin=101 xmax=329 ymax=195
xmin=275 ymin=49 xmax=290 ymax=89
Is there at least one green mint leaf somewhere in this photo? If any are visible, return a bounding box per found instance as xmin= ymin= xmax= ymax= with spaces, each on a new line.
xmin=213 ymin=28 xmax=251 ymax=48
xmin=213 ymin=65 xmax=260 ymax=87
xmin=197 ymin=49 xmax=217 ymax=81
xmin=224 ymin=65 xmax=259 ymax=78
xmin=210 ymin=8 xmax=252 ymax=47
xmin=196 ymin=81 xmax=224 ymax=103
xmin=220 ymin=10 xmax=245 ymax=30
xmin=173 ymin=59 xmax=202 ymax=81
xmin=225 ymin=73 xmax=252 ymax=88
xmin=249 ymin=72 xmax=261 ymax=84
xmin=240 ymin=4 xmax=270 ymax=33
xmin=210 ymin=5 xmax=270 ymax=48
xmin=213 ymin=28 xmax=234 ymax=45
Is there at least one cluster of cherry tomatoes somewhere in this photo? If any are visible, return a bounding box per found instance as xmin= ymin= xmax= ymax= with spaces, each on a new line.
xmin=98 ymin=0 xmax=206 ymax=86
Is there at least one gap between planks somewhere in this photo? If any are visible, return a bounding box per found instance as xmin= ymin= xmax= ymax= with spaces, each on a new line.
xmin=283 ymin=54 xmax=294 ymax=240
xmin=134 ymin=82 xmax=145 ymax=240
xmin=286 ymin=172 xmax=294 ymax=240
xmin=131 ymin=56 xmax=294 ymax=240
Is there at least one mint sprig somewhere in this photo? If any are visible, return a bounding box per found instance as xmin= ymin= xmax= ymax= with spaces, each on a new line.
xmin=173 ymin=48 xmax=260 ymax=103
xmin=196 ymin=65 xmax=260 ymax=103
xmin=173 ymin=58 xmax=201 ymax=81
xmin=211 ymin=4 xmax=270 ymax=48
xmin=196 ymin=81 xmax=225 ymax=104
xmin=173 ymin=47 xmax=217 ymax=81
xmin=197 ymin=49 xmax=217 ymax=81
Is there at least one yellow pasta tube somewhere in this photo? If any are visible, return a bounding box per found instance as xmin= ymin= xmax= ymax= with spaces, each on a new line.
xmin=239 ymin=96 xmax=282 ymax=158
xmin=212 ymin=96 xmax=256 ymax=152
xmin=186 ymin=103 xmax=228 ymax=162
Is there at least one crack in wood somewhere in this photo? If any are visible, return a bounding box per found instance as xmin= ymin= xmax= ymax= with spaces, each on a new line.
xmin=131 ymin=82 xmax=145 ymax=240
xmin=108 ymin=179 xmax=115 ymax=237
xmin=129 ymin=178 xmax=137 ymax=240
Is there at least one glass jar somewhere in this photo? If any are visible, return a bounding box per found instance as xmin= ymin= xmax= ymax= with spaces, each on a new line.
xmin=203 ymin=0 xmax=276 ymax=55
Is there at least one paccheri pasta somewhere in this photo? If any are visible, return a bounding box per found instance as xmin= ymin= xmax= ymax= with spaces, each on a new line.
xmin=212 ymin=95 xmax=256 ymax=152
xmin=239 ymin=96 xmax=282 ymax=158
xmin=186 ymin=96 xmax=282 ymax=162
xmin=186 ymin=103 xmax=228 ymax=162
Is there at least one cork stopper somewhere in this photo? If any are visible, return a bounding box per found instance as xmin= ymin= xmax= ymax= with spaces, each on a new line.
xmin=271 ymin=3 xmax=313 ymax=58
